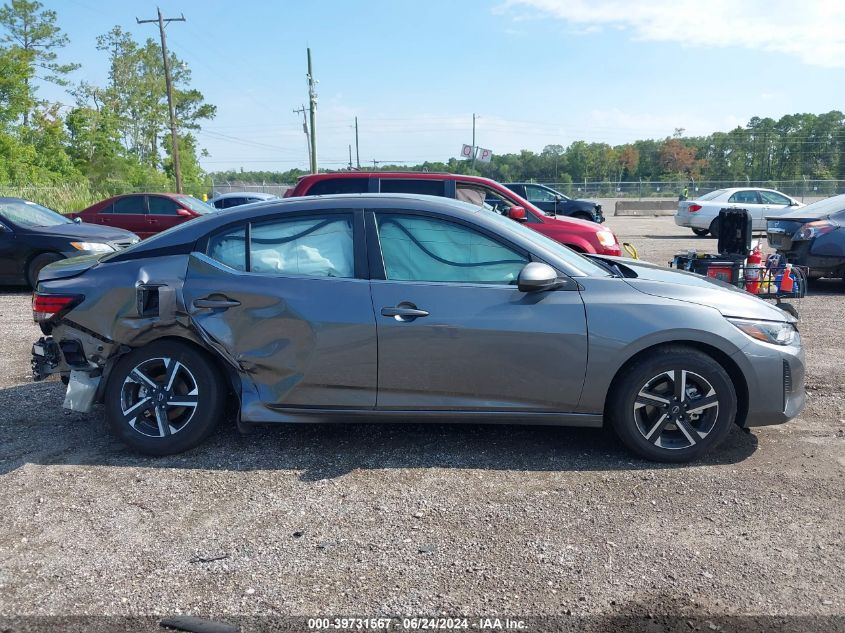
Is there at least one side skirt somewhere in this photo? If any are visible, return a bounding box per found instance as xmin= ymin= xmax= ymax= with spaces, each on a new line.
xmin=243 ymin=407 xmax=604 ymax=427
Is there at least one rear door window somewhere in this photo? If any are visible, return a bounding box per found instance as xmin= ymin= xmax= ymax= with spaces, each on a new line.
xmin=207 ymin=214 xmax=355 ymax=278
xmin=307 ymin=178 xmax=369 ymax=195
xmin=112 ymin=196 xmax=147 ymax=214
xmin=728 ymin=190 xmax=761 ymax=204
xmin=379 ymin=179 xmax=446 ymax=197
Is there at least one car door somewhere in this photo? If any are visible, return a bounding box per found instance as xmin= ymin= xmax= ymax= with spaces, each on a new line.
xmin=758 ymin=191 xmax=795 ymax=228
xmin=182 ymin=209 xmax=377 ymax=416
xmin=367 ymin=210 xmax=588 ymax=412
xmin=105 ymin=195 xmax=150 ymax=237
xmin=727 ymin=190 xmax=765 ymax=226
xmin=147 ymin=195 xmax=186 ymax=233
xmin=523 ymin=184 xmax=558 ymax=215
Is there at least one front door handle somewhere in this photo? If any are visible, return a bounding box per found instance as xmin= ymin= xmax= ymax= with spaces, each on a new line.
xmin=381 ymin=304 xmax=429 ymax=321
xmin=193 ymin=297 xmax=241 ymax=309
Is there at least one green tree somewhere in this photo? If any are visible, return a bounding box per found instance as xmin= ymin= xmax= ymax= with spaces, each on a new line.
xmin=0 ymin=0 xmax=79 ymax=125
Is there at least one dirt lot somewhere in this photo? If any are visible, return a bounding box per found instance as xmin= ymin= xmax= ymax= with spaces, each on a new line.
xmin=0 ymin=217 xmax=843 ymax=630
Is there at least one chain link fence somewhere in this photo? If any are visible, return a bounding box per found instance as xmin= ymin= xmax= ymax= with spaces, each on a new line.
xmin=209 ymin=181 xmax=292 ymax=197
xmin=541 ymin=179 xmax=845 ymax=201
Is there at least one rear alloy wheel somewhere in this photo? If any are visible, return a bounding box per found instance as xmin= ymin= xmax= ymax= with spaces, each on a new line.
xmin=105 ymin=340 xmax=225 ymax=455
xmin=609 ymin=347 xmax=737 ymax=462
xmin=692 ymin=228 xmax=709 ymax=237
xmin=708 ymin=217 xmax=720 ymax=240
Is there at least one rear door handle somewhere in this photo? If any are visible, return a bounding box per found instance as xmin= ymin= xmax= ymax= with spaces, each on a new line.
xmin=193 ymin=297 xmax=241 ymax=309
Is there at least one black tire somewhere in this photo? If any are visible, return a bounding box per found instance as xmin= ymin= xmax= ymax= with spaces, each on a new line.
xmin=27 ymin=252 xmax=63 ymax=288
xmin=608 ymin=346 xmax=737 ymax=463
xmin=708 ymin=217 xmax=720 ymax=240
xmin=104 ymin=340 xmax=226 ymax=456
xmin=692 ymin=228 xmax=709 ymax=237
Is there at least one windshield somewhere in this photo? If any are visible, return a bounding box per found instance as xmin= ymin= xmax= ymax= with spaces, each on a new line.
xmin=0 ymin=200 xmax=72 ymax=228
xmin=481 ymin=209 xmax=611 ymax=277
xmin=176 ymin=195 xmax=216 ymax=215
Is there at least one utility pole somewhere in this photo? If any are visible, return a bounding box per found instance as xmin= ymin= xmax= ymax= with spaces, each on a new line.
xmin=293 ymin=104 xmax=311 ymax=167
xmin=348 ymin=144 xmax=352 ymax=170
xmin=354 ymin=116 xmax=361 ymax=169
xmin=307 ymin=48 xmax=318 ymax=174
xmin=137 ymin=8 xmax=186 ymax=194
xmin=471 ymin=113 xmax=477 ymax=169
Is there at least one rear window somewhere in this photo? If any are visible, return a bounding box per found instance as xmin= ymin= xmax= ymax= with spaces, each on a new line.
xmin=306 ymin=178 xmax=369 ymax=196
xmin=379 ymin=179 xmax=445 ymax=197
xmin=698 ymin=189 xmax=726 ymax=201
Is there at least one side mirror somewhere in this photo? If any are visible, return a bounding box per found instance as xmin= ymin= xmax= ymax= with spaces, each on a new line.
xmin=73 ymin=217 xmax=82 ymax=224
xmin=508 ymin=206 xmax=527 ymax=222
xmin=176 ymin=208 xmax=193 ymax=217
xmin=790 ymin=201 xmax=800 ymax=206
xmin=517 ymin=262 xmax=563 ymax=293
xmin=555 ymin=195 xmax=564 ymax=202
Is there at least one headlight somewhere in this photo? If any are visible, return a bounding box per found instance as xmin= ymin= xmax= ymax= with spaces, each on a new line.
xmin=795 ymin=220 xmax=837 ymax=241
xmin=596 ymin=230 xmax=617 ymax=247
xmin=70 ymin=241 xmax=115 ymax=253
xmin=727 ymin=318 xmax=797 ymax=346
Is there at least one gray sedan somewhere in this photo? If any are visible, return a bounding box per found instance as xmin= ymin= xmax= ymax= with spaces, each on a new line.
xmin=31 ymin=194 xmax=805 ymax=462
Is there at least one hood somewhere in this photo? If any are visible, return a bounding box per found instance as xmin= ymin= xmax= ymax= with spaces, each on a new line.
xmin=545 ymin=214 xmax=603 ymax=229
xmin=23 ymin=221 xmax=139 ymax=242
xmin=601 ymin=257 xmax=796 ymax=323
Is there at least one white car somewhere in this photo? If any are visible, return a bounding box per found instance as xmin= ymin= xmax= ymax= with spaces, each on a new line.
xmin=675 ymin=188 xmax=803 ymax=237
xmin=208 ymin=191 xmax=279 ymax=210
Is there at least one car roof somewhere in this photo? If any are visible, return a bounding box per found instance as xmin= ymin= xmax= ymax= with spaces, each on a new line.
xmin=296 ymin=171 xmax=495 ymax=184
xmin=716 ymin=187 xmax=788 ymax=194
xmin=108 ymin=194 xmax=494 ymax=255
xmin=106 ymin=193 xmax=596 ymax=278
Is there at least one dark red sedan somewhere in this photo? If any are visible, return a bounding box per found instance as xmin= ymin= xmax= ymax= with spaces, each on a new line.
xmin=71 ymin=193 xmax=216 ymax=239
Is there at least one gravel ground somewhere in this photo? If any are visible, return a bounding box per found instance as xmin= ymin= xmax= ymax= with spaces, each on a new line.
xmin=0 ymin=217 xmax=843 ymax=630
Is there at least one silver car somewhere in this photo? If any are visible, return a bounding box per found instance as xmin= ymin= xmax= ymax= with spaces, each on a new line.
xmin=31 ymin=194 xmax=805 ymax=462
xmin=676 ymin=187 xmax=802 ymax=237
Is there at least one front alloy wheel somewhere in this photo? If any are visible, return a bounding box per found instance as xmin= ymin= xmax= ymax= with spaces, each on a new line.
xmin=633 ymin=370 xmax=719 ymax=450
xmin=609 ymin=346 xmax=737 ymax=462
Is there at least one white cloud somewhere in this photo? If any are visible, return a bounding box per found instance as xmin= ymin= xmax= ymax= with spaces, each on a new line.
xmin=500 ymin=0 xmax=845 ymax=67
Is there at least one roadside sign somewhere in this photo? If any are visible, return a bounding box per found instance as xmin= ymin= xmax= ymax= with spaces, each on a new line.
xmin=477 ymin=148 xmax=492 ymax=163
xmin=461 ymin=144 xmax=474 ymax=158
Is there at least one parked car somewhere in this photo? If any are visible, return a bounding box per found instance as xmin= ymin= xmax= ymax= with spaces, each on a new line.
xmin=501 ymin=182 xmax=604 ymax=223
xmin=208 ymin=191 xmax=278 ymax=209
xmin=284 ymin=172 xmax=621 ymax=255
xmin=0 ymin=197 xmax=139 ymax=287
xmin=675 ymin=188 xmax=802 ymax=237
xmin=71 ymin=193 xmax=216 ymax=239
xmin=31 ymin=194 xmax=804 ymax=462
xmin=766 ymin=194 xmax=845 ymax=283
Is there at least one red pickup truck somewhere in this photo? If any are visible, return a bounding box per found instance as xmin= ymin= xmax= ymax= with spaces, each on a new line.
xmin=285 ymin=172 xmax=621 ymax=256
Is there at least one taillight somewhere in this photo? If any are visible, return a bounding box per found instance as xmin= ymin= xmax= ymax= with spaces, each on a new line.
xmin=795 ymin=220 xmax=837 ymax=241
xmin=32 ymin=293 xmax=82 ymax=323
xmin=688 ymin=204 xmax=702 ymax=213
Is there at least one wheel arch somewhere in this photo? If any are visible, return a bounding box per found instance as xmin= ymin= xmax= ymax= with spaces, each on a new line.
xmin=101 ymin=334 xmax=243 ymax=413
xmin=25 ymin=250 xmax=65 ymax=285
xmin=603 ymin=340 xmax=749 ymax=428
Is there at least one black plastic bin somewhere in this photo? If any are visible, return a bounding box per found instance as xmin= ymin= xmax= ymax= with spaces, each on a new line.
xmin=715 ymin=208 xmax=752 ymax=257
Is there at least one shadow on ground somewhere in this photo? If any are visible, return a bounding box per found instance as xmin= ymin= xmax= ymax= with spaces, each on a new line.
xmin=0 ymin=381 xmax=758 ymax=480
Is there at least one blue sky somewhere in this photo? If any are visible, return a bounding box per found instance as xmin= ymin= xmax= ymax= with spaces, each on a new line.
xmin=37 ymin=0 xmax=845 ymax=172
